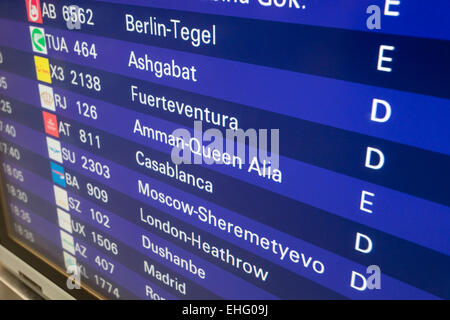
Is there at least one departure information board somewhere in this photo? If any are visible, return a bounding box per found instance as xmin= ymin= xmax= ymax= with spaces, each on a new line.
xmin=0 ymin=0 xmax=449 ymax=300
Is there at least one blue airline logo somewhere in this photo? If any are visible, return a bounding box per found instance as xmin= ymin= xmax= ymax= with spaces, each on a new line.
xmin=51 ymin=162 xmax=66 ymax=187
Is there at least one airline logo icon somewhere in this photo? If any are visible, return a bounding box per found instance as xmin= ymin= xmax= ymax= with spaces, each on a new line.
xmin=29 ymin=26 xmax=47 ymax=54
xmin=51 ymin=162 xmax=66 ymax=187
xmin=42 ymin=111 xmax=59 ymax=138
xmin=46 ymin=136 xmax=62 ymax=163
xmin=54 ymin=185 xmax=69 ymax=211
xmin=34 ymin=56 xmax=51 ymax=83
xmin=38 ymin=84 xmax=55 ymax=111
xmin=25 ymin=0 xmax=43 ymax=24
xmin=63 ymin=251 xmax=77 ymax=272
xmin=57 ymin=208 xmax=72 ymax=234
xmin=60 ymin=230 xmax=75 ymax=255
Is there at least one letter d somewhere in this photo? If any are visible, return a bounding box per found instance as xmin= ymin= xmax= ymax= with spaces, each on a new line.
xmin=371 ymin=99 xmax=392 ymax=123
xmin=355 ymin=233 xmax=373 ymax=253
xmin=365 ymin=147 xmax=385 ymax=170
xmin=142 ymin=235 xmax=151 ymax=249
xmin=351 ymin=271 xmax=367 ymax=291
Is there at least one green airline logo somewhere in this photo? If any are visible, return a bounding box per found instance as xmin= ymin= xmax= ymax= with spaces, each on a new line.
xmin=29 ymin=26 xmax=47 ymax=54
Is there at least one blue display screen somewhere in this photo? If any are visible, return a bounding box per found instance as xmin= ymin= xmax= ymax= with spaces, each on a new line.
xmin=0 ymin=0 xmax=448 ymax=299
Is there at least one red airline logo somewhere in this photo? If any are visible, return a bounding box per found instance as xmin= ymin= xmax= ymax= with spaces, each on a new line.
xmin=43 ymin=111 xmax=59 ymax=138
xmin=25 ymin=0 xmax=43 ymax=24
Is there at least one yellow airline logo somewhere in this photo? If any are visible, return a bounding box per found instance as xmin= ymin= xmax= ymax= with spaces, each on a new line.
xmin=34 ymin=56 xmax=51 ymax=83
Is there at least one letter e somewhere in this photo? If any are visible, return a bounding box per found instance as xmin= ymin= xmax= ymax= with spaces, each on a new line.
xmin=360 ymin=190 xmax=375 ymax=214
xmin=377 ymin=45 xmax=395 ymax=72
xmin=384 ymin=0 xmax=400 ymax=16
